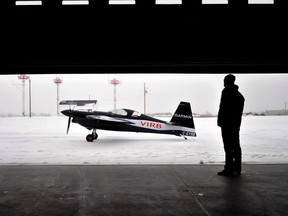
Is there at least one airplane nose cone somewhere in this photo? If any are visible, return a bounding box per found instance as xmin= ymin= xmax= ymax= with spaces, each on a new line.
xmin=61 ymin=109 xmax=72 ymax=117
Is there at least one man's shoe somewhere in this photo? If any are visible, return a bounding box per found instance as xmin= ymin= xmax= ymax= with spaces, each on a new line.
xmin=217 ymin=170 xmax=234 ymax=177
xmin=233 ymin=171 xmax=241 ymax=177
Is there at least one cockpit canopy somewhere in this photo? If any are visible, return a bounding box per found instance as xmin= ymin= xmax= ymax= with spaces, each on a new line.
xmin=109 ymin=109 xmax=128 ymax=116
xmin=109 ymin=109 xmax=142 ymax=118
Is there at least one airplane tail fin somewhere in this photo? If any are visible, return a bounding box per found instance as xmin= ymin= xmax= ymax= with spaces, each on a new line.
xmin=170 ymin=101 xmax=195 ymax=129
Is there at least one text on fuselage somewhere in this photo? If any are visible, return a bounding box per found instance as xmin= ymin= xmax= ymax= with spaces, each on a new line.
xmin=140 ymin=121 xmax=162 ymax=129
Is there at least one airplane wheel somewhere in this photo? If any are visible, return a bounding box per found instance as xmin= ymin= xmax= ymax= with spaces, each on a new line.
xmin=86 ymin=134 xmax=94 ymax=142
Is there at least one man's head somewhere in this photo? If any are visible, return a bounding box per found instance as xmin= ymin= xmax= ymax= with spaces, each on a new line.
xmin=224 ymin=74 xmax=235 ymax=87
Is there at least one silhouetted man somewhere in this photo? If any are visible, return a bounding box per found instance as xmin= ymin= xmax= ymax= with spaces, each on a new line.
xmin=217 ymin=74 xmax=245 ymax=176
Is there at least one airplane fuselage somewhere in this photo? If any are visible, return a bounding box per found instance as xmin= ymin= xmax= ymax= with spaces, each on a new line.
xmin=61 ymin=101 xmax=196 ymax=141
xmin=62 ymin=109 xmax=196 ymax=137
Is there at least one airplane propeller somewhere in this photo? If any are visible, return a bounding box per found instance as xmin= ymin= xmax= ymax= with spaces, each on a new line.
xmin=61 ymin=109 xmax=73 ymax=134
xmin=67 ymin=116 xmax=71 ymax=134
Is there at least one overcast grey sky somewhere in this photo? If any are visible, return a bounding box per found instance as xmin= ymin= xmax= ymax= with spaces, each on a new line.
xmin=1 ymin=73 xmax=288 ymax=116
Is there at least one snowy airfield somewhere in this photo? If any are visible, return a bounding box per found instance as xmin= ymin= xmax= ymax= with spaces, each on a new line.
xmin=0 ymin=116 xmax=288 ymax=165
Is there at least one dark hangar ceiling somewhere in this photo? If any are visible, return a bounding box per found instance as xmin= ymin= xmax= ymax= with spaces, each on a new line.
xmin=1 ymin=0 xmax=287 ymax=74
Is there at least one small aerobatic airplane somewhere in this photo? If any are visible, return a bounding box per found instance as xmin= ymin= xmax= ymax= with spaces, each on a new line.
xmin=60 ymin=100 xmax=196 ymax=142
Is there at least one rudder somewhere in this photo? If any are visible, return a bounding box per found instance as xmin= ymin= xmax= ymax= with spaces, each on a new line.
xmin=170 ymin=101 xmax=195 ymax=129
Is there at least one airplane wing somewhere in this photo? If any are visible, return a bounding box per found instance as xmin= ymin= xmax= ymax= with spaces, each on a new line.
xmin=59 ymin=100 xmax=97 ymax=106
xmin=86 ymin=115 xmax=134 ymax=124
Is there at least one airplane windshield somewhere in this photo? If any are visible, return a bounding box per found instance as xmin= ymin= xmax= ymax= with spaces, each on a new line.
xmin=109 ymin=109 xmax=128 ymax=116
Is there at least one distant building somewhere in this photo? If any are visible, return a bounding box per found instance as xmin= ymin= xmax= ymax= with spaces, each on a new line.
xmin=265 ymin=110 xmax=288 ymax=116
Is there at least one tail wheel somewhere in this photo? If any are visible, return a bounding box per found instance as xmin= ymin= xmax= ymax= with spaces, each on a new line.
xmin=86 ymin=134 xmax=94 ymax=142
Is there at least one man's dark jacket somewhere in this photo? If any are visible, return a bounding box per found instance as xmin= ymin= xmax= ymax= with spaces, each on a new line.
xmin=217 ymin=84 xmax=245 ymax=128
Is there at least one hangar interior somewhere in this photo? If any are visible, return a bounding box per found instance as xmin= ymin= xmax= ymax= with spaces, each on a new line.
xmin=0 ymin=1 xmax=288 ymax=216
xmin=1 ymin=0 xmax=287 ymax=74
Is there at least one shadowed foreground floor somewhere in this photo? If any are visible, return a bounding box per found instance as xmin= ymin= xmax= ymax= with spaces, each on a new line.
xmin=0 ymin=165 xmax=287 ymax=216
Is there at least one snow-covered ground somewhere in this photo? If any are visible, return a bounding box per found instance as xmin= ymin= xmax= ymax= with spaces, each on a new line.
xmin=0 ymin=116 xmax=287 ymax=165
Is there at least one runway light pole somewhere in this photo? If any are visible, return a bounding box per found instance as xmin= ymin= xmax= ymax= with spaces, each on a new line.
xmin=110 ymin=78 xmax=122 ymax=110
xmin=29 ymin=78 xmax=32 ymax=118
xmin=144 ymin=83 xmax=148 ymax=115
xmin=18 ymin=74 xmax=30 ymax=116
xmin=54 ymin=75 xmax=63 ymax=116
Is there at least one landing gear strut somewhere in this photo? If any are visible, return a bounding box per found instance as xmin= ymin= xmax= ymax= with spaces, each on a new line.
xmin=180 ymin=135 xmax=187 ymax=140
xmin=86 ymin=129 xmax=98 ymax=142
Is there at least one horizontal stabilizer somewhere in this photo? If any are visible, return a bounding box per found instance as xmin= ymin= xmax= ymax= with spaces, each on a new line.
xmin=59 ymin=100 xmax=97 ymax=106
